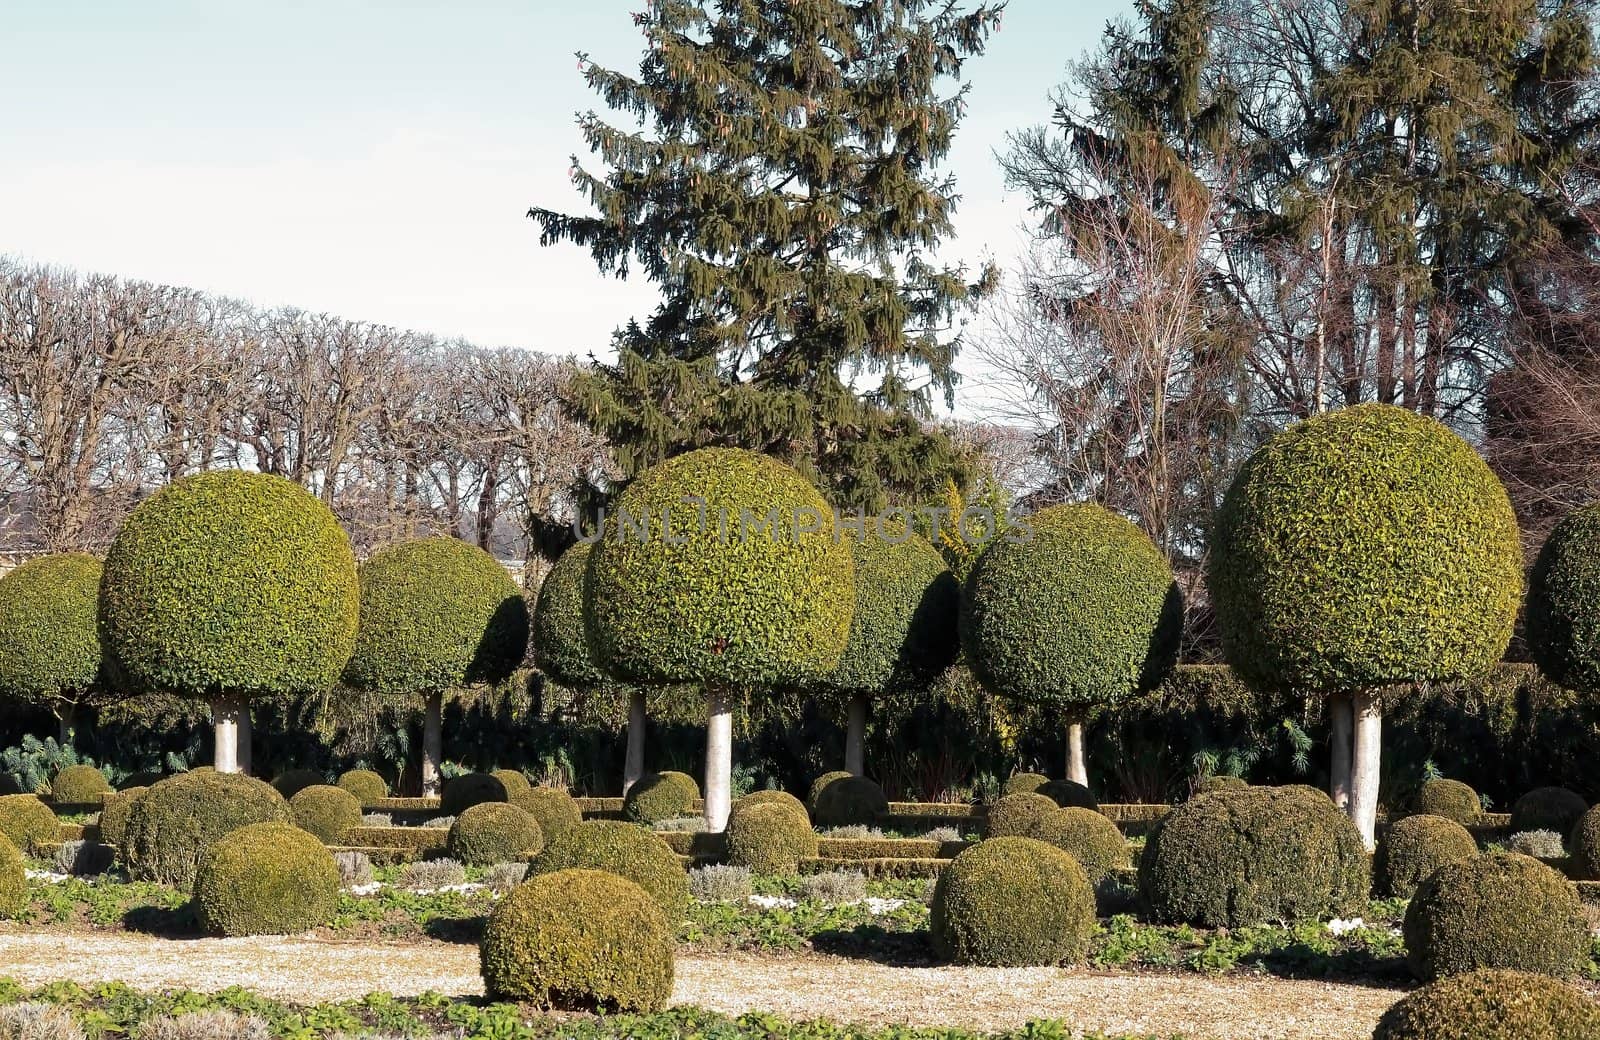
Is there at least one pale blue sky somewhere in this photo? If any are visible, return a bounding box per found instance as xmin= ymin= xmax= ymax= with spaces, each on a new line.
xmin=0 ymin=1 xmax=1131 ymax=408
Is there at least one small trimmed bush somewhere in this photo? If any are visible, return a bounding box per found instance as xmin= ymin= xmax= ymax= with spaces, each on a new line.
xmin=1139 ymin=785 xmax=1368 ymax=928
xmin=725 ymin=802 xmax=818 ymax=874
xmin=448 ymin=802 xmax=544 ymax=866
xmin=931 ymin=836 xmax=1095 ymax=966
xmin=1038 ymin=779 xmax=1098 ymax=811
xmin=50 ymin=765 xmax=110 ymax=804
xmin=808 ymin=771 xmax=853 ymax=809
xmin=1194 ymin=775 xmax=1247 ymax=796
xmin=1510 ymin=787 xmax=1587 ymax=836
xmin=97 ymin=786 xmax=146 ymax=848
xmin=1403 ymin=852 xmax=1588 ymax=980
xmin=985 ymin=793 xmax=1059 ymax=838
xmin=513 ymin=787 xmax=582 ymax=841
xmin=440 ymin=773 xmax=507 ymax=816
xmin=624 ymin=772 xmax=696 ymax=825
xmin=193 ymin=822 xmax=339 ymax=936
xmin=0 ymin=795 xmax=61 ymax=853
xmin=122 ymin=772 xmax=292 ymax=888
xmin=335 ymin=770 xmax=387 ymax=804
xmin=529 ymin=820 xmax=689 ymax=919
xmin=1033 ymin=807 xmax=1129 ymax=883
xmin=288 ymin=785 xmax=362 ymax=844
xmin=1568 ymin=804 xmax=1600 ymax=879
xmin=480 ymin=868 xmax=673 ymax=1010
xmin=689 ymin=864 xmax=753 ymax=902
xmin=812 ymin=776 xmax=888 ymax=827
xmin=1002 ymin=772 xmax=1049 ymax=796
xmin=270 ymin=769 xmax=326 ymax=799
xmin=491 ymin=769 xmax=532 ymax=799
xmin=1374 ymin=968 xmax=1600 ymax=1040
xmin=730 ymin=789 xmax=809 ymax=826
xmin=1376 ymin=815 xmax=1479 ymax=899
xmin=0 ymin=833 xmax=25 ymax=918
xmin=399 ymin=858 xmax=467 ymax=891
xmin=1415 ymin=779 xmax=1480 ymax=824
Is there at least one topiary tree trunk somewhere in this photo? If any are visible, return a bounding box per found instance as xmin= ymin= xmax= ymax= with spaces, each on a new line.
xmin=704 ymin=686 xmax=733 ymax=832
xmin=1328 ymin=693 xmax=1352 ymax=810
xmin=213 ymin=695 xmax=246 ymax=773
xmin=624 ymin=690 xmax=647 ymax=794
xmin=56 ymin=706 xmax=75 ymax=749
xmin=1065 ymin=721 xmax=1088 ymax=787
xmin=237 ymin=707 xmax=252 ymax=776
xmin=844 ymin=693 xmax=867 ymax=776
xmin=1350 ymin=692 xmax=1382 ymax=850
xmin=421 ymin=691 xmax=443 ymax=798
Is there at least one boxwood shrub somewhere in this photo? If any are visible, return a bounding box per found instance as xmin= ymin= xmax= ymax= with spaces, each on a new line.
xmin=448 ymin=802 xmax=544 ymax=866
xmin=1033 ymin=807 xmax=1129 ymax=883
xmin=480 ymin=868 xmax=673 ymax=1010
xmin=1415 ymin=779 xmax=1480 ymax=824
xmin=490 ymin=769 xmax=532 ymax=800
xmin=97 ymin=786 xmax=147 ymax=848
xmin=1510 ymin=787 xmax=1587 ymax=836
xmin=624 ymin=772 xmax=696 ymax=825
xmin=271 ymin=769 xmax=327 ymax=799
xmin=0 ymin=834 xmax=23 ymax=919
xmin=122 ymin=771 xmax=292 ymax=888
xmin=1374 ymin=968 xmax=1600 ymax=1039
xmin=1527 ymin=502 xmax=1600 ymax=694
xmin=440 ymin=773 xmax=507 ymax=816
xmin=193 ymin=822 xmax=339 ymax=936
xmin=288 ymin=785 xmax=362 ymax=844
xmin=1193 ymin=775 xmax=1247 ymax=796
xmin=335 ymin=769 xmax=387 ymax=804
xmin=931 ymin=836 xmax=1095 ymax=966
xmin=0 ymin=795 xmax=60 ymax=853
xmin=532 ymin=540 xmax=607 ymax=688
xmin=512 ymin=787 xmax=582 ymax=842
xmin=808 ymin=771 xmax=853 ymax=809
xmin=985 ymin=793 xmax=1058 ymax=838
xmin=725 ymin=801 xmax=818 ymax=874
xmin=1038 ymin=779 xmax=1098 ymax=811
xmin=730 ymin=790 xmax=808 ymax=826
xmin=50 ymin=765 xmax=110 ymax=804
xmin=812 ymin=776 xmax=888 ymax=828
xmin=1001 ymin=773 xmax=1049 ymax=796
xmin=529 ymin=820 xmax=688 ymax=919
xmin=1568 ymin=804 xmax=1600 ymax=879
xmin=1376 ymin=815 xmax=1479 ymax=900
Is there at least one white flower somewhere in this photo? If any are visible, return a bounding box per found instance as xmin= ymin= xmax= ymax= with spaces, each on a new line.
xmin=747 ymin=894 xmax=798 ymax=909
xmin=1326 ymin=917 xmax=1366 ymax=936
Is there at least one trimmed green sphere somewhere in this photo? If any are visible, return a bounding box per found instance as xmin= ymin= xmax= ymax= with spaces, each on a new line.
xmin=0 ymin=834 xmax=25 ymax=919
xmin=289 ymin=785 xmax=361 ymax=844
xmin=533 ymin=541 xmax=607 ymax=688
xmin=449 ymin=802 xmax=544 ymax=866
xmin=1374 ymin=969 xmax=1600 ymax=1040
xmin=726 ymin=801 xmax=818 ymax=874
xmin=585 ymin=449 xmax=854 ymax=687
xmin=97 ymin=787 xmax=146 ymax=848
xmin=808 ymin=771 xmax=853 ymax=809
xmin=1510 ymin=787 xmax=1588 ymax=836
xmin=962 ymin=503 xmax=1180 ymax=717
xmin=812 ymin=776 xmax=888 ymax=828
xmin=0 ymin=553 xmax=102 ymax=711
xmin=1033 ymin=807 xmax=1129 ymax=884
xmin=931 ymin=836 xmax=1095 ymax=966
xmin=99 ymin=471 xmax=359 ymax=700
xmin=336 ymin=769 xmax=388 ymax=804
xmin=624 ymin=771 xmax=697 ymax=825
xmin=440 ymin=773 xmax=508 ymax=816
xmin=193 ymin=822 xmax=339 ymax=936
xmin=1376 ymin=814 xmax=1479 ymax=900
xmin=1528 ymin=504 xmax=1600 ymax=692
xmin=821 ymin=532 xmax=958 ymax=696
xmin=1210 ymin=404 xmax=1522 ymax=693
xmin=986 ymin=792 xmax=1059 ymax=839
xmin=271 ymin=769 xmax=327 ymax=799
xmin=529 ymin=820 xmax=689 ymax=920
xmin=0 ymin=796 xmax=57 ymax=854
xmin=121 ymin=771 xmax=292 ymax=888
xmin=512 ymin=787 xmax=582 ymax=842
xmin=345 ymin=537 xmax=528 ymax=694
xmin=51 ymin=765 xmax=111 ymax=804
xmin=1415 ymin=779 xmax=1480 ymax=824
xmin=1002 ymin=772 xmax=1049 ymax=796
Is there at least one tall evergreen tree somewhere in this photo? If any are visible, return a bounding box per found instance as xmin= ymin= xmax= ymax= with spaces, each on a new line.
xmin=532 ymin=0 xmax=1002 ymax=510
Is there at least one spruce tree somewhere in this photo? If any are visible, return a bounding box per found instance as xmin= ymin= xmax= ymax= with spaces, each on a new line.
xmin=532 ymin=0 xmax=1002 ymax=510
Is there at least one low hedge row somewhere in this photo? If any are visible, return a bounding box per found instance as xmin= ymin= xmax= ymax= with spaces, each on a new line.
xmin=340 ymin=826 xmax=448 ymax=853
xmin=798 ymin=856 xmax=948 ymax=878
xmin=817 ymin=837 xmax=970 ymax=860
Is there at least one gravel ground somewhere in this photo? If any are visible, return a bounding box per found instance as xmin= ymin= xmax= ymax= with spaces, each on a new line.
xmin=15 ymin=928 xmax=1404 ymax=1039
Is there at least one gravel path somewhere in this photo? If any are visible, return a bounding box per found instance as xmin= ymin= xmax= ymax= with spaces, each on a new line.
xmin=10 ymin=928 xmax=1403 ymax=1039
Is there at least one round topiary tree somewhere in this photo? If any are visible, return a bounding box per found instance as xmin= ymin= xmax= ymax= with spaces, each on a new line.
xmin=1375 ymin=814 xmax=1479 ymax=900
xmin=985 ymin=792 xmax=1059 ymax=839
xmin=1510 ymin=786 xmax=1587 ymax=836
xmin=512 ymin=787 xmax=582 ymax=841
xmin=0 ymin=834 xmax=24 ymax=920
xmin=1527 ymin=503 xmax=1600 ymax=694
xmin=1033 ymin=806 xmax=1129 ymax=884
xmin=449 ymin=801 xmax=544 ymax=866
xmin=97 ymin=786 xmax=146 ymax=848
xmin=1373 ymin=968 xmax=1600 ymax=1040
xmin=1403 ymin=851 xmax=1589 ymax=981
xmin=50 ymin=765 xmax=110 ymax=804
xmin=121 ymin=771 xmax=292 ymax=888
xmin=100 ymin=471 xmax=359 ymax=774
xmin=528 ymin=819 xmax=689 ymax=919
xmin=343 ymin=536 xmax=528 ymax=797
xmin=336 ymin=769 xmax=388 ymax=804
xmin=808 ymin=771 xmax=853 ymax=810
xmin=440 ymin=772 xmax=508 ymax=816
xmin=288 ymin=785 xmax=362 ymax=844
xmin=725 ymin=801 xmax=819 ymax=874
xmin=1415 ymin=779 xmax=1480 ymax=824
xmin=931 ymin=836 xmax=1095 ymax=966
xmin=480 ymin=868 xmax=673 ymax=1010
xmin=0 ymin=553 xmax=105 ymax=745
xmin=1209 ymin=404 xmax=1522 ymax=849
xmin=271 ymin=769 xmax=327 ymax=799
xmin=817 ymin=532 xmax=958 ymax=777
xmin=812 ymin=775 xmax=889 ymax=828
xmin=585 ymin=449 xmax=854 ymax=831
xmin=963 ymin=503 xmax=1181 ymax=789
xmin=1139 ymin=784 xmax=1369 ymax=928
xmin=0 ymin=794 xmax=62 ymax=853
xmin=192 ymin=822 xmax=339 ymax=936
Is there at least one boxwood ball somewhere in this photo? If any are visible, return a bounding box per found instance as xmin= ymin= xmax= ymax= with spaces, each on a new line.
xmin=0 ymin=553 xmax=103 ymax=710
xmin=99 ymin=471 xmax=359 ymax=700
xmin=584 ymin=449 xmax=854 ymax=687
xmin=962 ymin=503 xmax=1180 ymax=716
xmin=1209 ymin=404 xmax=1522 ymax=693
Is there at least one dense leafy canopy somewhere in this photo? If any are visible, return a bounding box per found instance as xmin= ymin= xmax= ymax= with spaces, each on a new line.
xmin=533 ymin=541 xmax=607 ymax=689
xmin=821 ymin=532 xmax=958 ymax=698
xmin=0 ymin=554 xmax=103 ymax=711
xmin=1527 ymin=504 xmax=1600 ymax=693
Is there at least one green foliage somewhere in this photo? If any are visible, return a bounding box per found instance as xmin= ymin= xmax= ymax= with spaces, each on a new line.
xmin=1527 ymin=504 xmax=1600 ymax=693
xmin=1139 ymin=785 xmax=1369 ymax=928
xmin=270 ymin=769 xmax=326 ymax=799
xmin=122 ymin=771 xmax=291 ymax=888
xmin=1510 ymin=787 xmax=1587 ymax=835
xmin=624 ymin=772 xmax=696 ymax=825
xmin=0 ymin=554 xmax=102 ymax=713
xmin=49 ymin=766 xmax=109 ymax=804
xmin=821 ymin=533 xmax=958 ymax=698
xmin=439 ymin=773 xmax=507 ymax=816
xmin=490 ymin=769 xmax=532 ymax=800
xmin=288 ymin=785 xmax=361 ymax=844
xmin=0 ymin=796 xmax=58 ymax=854
xmin=192 ymin=822 xmax=339 ymax=936
xmin=533 ymin=542 xmax=606 ymax=689
xmin=729 ymin=790 xmax=809 ymax=828
xmin=985 ymin=793 xmax=1058 ymax=838
xmin=99 ymin=471 xmax=360 ymax=702
xmin=1209 ymin=405 xmax=1522 ymax=694
xmin=529 ymin=820 xmax=689 ymax=920
xmin=448 ymin=802 xmax=544 ymax=866
xmin=480 ymin=868 xmax=673 ymax=1010
xmin=1374 ymin=968 xmax=1600 ymax=1040
xmin=1033 ymin=807 xmax=1129 ymax=884
xmin=1415 ymin=779 xmax=1480 ymax=824
xmin=586 ymin=450 xmax=855 ymax=689
xmin=1001 ymin=773 xmax=1049 ymax=796
xmin=931 ymin=836 xmax=1095 ymax=966
xmin=0 ymin=738 xmax=87 ymax=797
xmin=963 ymin=503 xmax=1181 ymax=719
xmin=1375 ymin=815 xmax=1479 ymax=900
xmin=344 ymin=536 xmax=528 ymax=695
xmin=0 ymin=835 xmax=23 ymax=919
xmin=512 ymin=787 xmax=582 ymax=842
xmin=812 ymin=776 xmax=888 ymax=828
xmin=335 ymin=770 xmax=387 ymax=804
xmin=725 ymin=802 xmax=818 ymax=875
xmin=1568 ymin=805 xmax=1600 ymax=880
xmin=1403 ymin=852 xmax=1589 ymax=980
xmin=96 ymin=786 xmax=146 ymax=849
xmin=1038 ymin=780 xmax=1099 ymax=811
xmin=1194 ymin=775 xmax=1247 ymax=796
xmin=807 ymin=772 xmax=853 ymax=809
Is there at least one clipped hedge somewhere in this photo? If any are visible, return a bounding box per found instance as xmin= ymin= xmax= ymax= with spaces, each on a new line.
xmin=1193 ymin=775 xmax=1247 ymax=796
xmin=1139 ymin=785 xmax=1368 ymax=928
xmin=0 ymin=834 xmax=23 ymax=919
xmin=341 ymin=826 xmax=446 ymax=854
xmin=532 ymin=541 xmax=607 ymax=688
xmin=1415 ymin=779 xmax=1480 ymax=824
xmin=513 ymin=787 xmax=582 ymax=842
xmin=985 ymin=793 xmax=1058 ymax=839
xmin=193 ymin=822 xmax=339 ymax=936
xmin=931 ymin=837 xmax=1095 ymax=966
xmin=529 ymin=820 xmax=688 ymax=920
xmin=271 ymin=769 xmax=327 ymax=799
xmin=725 ymin=802 xmax=818 ymax=874
xmin=812 ymin=776 xmax=889 ymax=828
xmin=1038 ymin=779 xmax=1098 ymax=811
xmin=1527 ymin=503 xmax=1600 ymax=694
xmin=122 ymin=772 xmax=292 ymax=888
xmin=491 ymin=769 xmax=532 ymax=800
xmin=449 ymin=802 xmax=544 ymax=866
xmin=50 ymin=765 xmax=110 ymax=804
xmin=1033 ymin=807 xmax=1128 ymax=884
xmin=624 ymin=772 xmax=697 ymax=825
xmin=0 ymin=553 xmax=102 ymax=714
xmin=1510 ymin=787 xmax=1587 ymax=836
xmin=97 ymin=786 xmax=147 ymax=849
xmin=289 ymin=785 xmax=362 ymax=844
xmin=480 ymin=868 xmax=673 ymax=1011
xmin=336 ymin=769 xmax=388 ymax=804
xmin=1376 ymin=815 xmax=1479 ymax=900
xmin=0 ymin=795 xmax=65 ymax=853
xmin=440 ymin=773 xmax=508 ymax=816
xmin=1374 ymin=968 xmax=1600 ymax=1040
xmin=1403 ymin=852 xmax=1589 ymax=980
